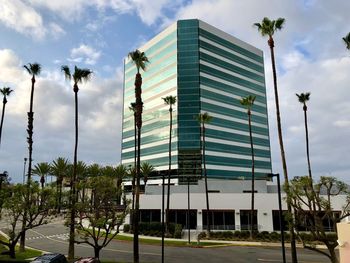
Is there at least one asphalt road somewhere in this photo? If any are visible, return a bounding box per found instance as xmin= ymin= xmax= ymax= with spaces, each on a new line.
xmin=3 ymin=221 xmax=332 ymax=263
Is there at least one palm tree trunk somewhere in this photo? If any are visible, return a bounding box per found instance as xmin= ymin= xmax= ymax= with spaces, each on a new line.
xmin=134 ymin=72 xmax=143 ymax=263
xmin=20 ymin=76 xmax=36 ymax=252
xmin=304 ymin=107 xmax=312 ymax=180
xmin=269 ymin=37 xmax=298 ymax=263
xmin=165 ymin=107 xmax=173 ymax=234
xmin=68 ymin=87 xmax=79 ymax=260
xmin=0 ymin=98 xmax=6 ymax=146
xmin=202 ymin=125 xmax=210 ymax=235
xmin=131 ymin=113 xmax=136 ymax=230
xmin=248 ymin=112 xmax=255 ymax=239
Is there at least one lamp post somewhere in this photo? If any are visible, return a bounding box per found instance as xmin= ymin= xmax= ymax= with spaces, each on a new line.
xmin=23 ymin=158 xmax=27 ymax=184
xmin=267 ymin=173 xmax=286 ymax=263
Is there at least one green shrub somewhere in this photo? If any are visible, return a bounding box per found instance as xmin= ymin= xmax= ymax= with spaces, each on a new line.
xmin=197 ymin=232 xmax=207 ymax=243
xmin=123 ymin=224 xmax=130 ymax=233
xmin=174 ymin=224 xmax=183 ymax=239
xmin=269 ymin=232 xmax=280 ymax=241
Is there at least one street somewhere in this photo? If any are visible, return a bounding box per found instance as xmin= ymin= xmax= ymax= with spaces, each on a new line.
xmin=12 ymin=221 xmax=331 ymax=263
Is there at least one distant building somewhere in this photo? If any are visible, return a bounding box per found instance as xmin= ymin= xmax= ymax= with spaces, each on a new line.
xmin=121 ymin=19 xmax=284 ymax=231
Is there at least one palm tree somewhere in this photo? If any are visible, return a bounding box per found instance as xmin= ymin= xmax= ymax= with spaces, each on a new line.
xmin=113 ymin=164 xmax=128 ymax=205
xmin=128 ymin=49 xmax=149 ymax=263
xmin=23 ymin=63 xmax=41 ymax=182
xmin=20 ymin=63 xmax=41 ymax=252
xmin=296 ymin=93 xmax=312 ymax=180
xmin=141 ymin=162 xmax=154 ymax=187
xmin=128 ymin=102 xmax=137 ymax=224
xmin=162 ymin=95 xmax=177 ymax=236
xmin=50 ymin=157 xmax=70 ymax=213
xmin=61 ymin=65 xmax=92 ymax=260
xmin=240 ymin=95 xmax=256 ymax=239
xmin=196 ymin=112 xmax=212 ymax=236
xmin=254 ymin=17 xmax=298 ymax=263
xmin=32 ymin=162 xmax=50 ymax=189
xmin=343 ymin=32 xmax=350 ymax=50
xmin=0 ymin=87 xmax=14 ymax=147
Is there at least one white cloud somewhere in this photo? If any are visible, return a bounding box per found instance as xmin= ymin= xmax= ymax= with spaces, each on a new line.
xmin=0 ymin=0 xmax=46 ymax=39
xmin=69 ymin=44 xmax=101 ymax=65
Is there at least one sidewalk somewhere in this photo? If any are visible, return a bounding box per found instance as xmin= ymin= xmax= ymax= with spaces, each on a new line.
xmin=119 ymin=232 xmax=329 ymax=249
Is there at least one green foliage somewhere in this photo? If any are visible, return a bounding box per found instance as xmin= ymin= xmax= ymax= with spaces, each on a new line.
xmin=174 ymin=224 xmax=183 ymax=239
xmin=138 ymin=222 xmax=182 ymax=238
xmin=254 ymin=17 xmax=285 ymax=37
xmin=128 ymin=50 xmax=149 ymax=73
xmin=123 ymin=224 xmax=130 ymax=233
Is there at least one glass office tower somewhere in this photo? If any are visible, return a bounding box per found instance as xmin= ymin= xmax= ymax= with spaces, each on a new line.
xmin=121 ymin=19 xmax=272 ymax=181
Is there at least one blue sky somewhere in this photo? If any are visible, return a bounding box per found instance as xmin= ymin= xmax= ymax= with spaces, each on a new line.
xmin=0 ymin=0 xmax=349 ymax=184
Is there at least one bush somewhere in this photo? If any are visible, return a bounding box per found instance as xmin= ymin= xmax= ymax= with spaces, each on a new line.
xmin=197 ymin=232 xmax=207 ymax=243
xmin=123 ymin=224 xmax=130 ymax=233
xmin=269 ymin=232 xmax=280 ymax=241
xmin=174 ymin=224 xmax=183 ymax=239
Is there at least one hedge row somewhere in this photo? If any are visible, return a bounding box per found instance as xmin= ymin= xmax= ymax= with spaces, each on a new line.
xmin=123 ymin=222 xmax=183 ymax=238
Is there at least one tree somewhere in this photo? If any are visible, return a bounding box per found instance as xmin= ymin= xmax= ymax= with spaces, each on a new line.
xmin=254 ymin=17 xmax=298 ymax=263
xmin=128 ymin=49 xmax=149 ymax=263
xmin=196 ymin=112 xmax=212 ymax=236
xmin=128 ymin=102 xmax=137 ymax=222
xmin=32 ymin=162 xmax=51 ymax=189
xmin=162 ymin=95 xmax=177 ymax=236
xmin=240 ymin=95 xmax=256 ymax=239
xmin=140 ymin=162 xmax=154 ymax=187
xmin=0 ymin=87 xmax=14 ymax=147
xmin=75 ymin=176 xmax=128 ymax=259
xmin=0 ymin=182 xmax=55 ymax=258
xmin=342 ymin=32 xmax=350 ymax=50
xmin=61 ymin=65 xmax=92 ymax=260
xmin=112 ymin=164 xmax=128 ymax=205
xmin=23 ymin=63 xmax=41 ymax=182
xmin=296 ymin=92 xmax=312 ymax=180
xmin=50 ymin=157 xmax=70 ymax=213
xmin=287 ymin=176 xmax=350 ymax=263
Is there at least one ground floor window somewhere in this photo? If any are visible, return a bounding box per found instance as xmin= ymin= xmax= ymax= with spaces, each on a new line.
xmin=272 ymin=210 xmax=289 ymax=231
xmin=240 ymin=210 xmax=257 ymax=230
xmin=202 ymin=210 xmax=235 ymax=230
xmin=169 ymin=209 xmax=197 ymax=229
xmin=295 ymin=211 xmax=340 ymax=232
xmin=139 ymin=209 xmax=161 ymax=223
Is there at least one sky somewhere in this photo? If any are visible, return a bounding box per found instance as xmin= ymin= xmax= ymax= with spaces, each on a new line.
xmin=0 ymin=0 xmax=349 ymax=184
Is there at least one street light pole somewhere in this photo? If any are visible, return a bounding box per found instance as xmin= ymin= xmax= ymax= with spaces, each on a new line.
xmin=268 ymin=173 xmax=286 ymax=263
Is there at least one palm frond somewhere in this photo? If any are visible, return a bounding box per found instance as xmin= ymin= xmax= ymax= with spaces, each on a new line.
xmin=128 ymin=49 xmax=149 ymax=73
xmin=197 ymin=112 xmax=213 ymax=124
xmin=343 ymin=32 xmax=350 ymax=50
xmin=61 ymin=65 xmax=72 ymax=80
xmin=162 ymin=95 xmax=177 ymax=105
xmin=296 ymin=92 xmax=310 ymax=103
xmin=0 ymin=87 xmax=14 ymax=96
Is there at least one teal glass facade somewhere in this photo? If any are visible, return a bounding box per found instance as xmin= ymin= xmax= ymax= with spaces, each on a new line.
xmin=121 ymin=19 xmax=272 ymax=180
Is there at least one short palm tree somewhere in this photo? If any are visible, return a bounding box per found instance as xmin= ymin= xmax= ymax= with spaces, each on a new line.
xmin=128 ymin=49 xmax=149 ymax=263
xmin=32 ymin=162 xmax=50 ymax=189
xmin=61 ymin=65 xmax=92 ymax=260
xmin=240 ymin=95 xmax=256 ymax=239
xmin=343 ymin=32 xmax=350 ymax=50
xmin=255 ymin=17 xmax=298 ymax=263
xmin=196 ymin=112 xmax=212 ymax=236
xmin=296 ymin=93 xmax=312 ymax=180
xmin=162 ymin=95 xmax=177 ymax=235
xmin=23 ymin=63 xmax=41 ymax=182
xmin=50 ymin=157 xmax=70 ymax=212
xmin=113 ymin=164 xmax=128 ymax=205
xmin=0 ymin=87 xmax=14 ymax=147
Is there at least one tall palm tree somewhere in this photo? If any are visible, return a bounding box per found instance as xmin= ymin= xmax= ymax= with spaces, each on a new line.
xmin=50 ymin=157 xmax=70 ymax=213
xmin=343 ymin=32 xmax=350 ymax=50
xmin=20 ymin=63 xmax=41 ymax=252
xmin=196 ymin=112 xmax=212 ymax=236
xmin=23 ymin=63 xmax=41 ymax=182
xmin=0 ymin=87 xmax=14 ymax=147
xmin=32 ymin=162 xmax=50 ymax=189
xmin=128 ymin=49 xmax=149 ymax=263
xmin=254 ymin=17 xmax=298 ymax=263
xmin=296 ymin=93 xmax=312 ymax=180
xmin=162 ymin=95 xmax=176 ymax=235
xmin=141 ymin=162 xmax=154 ymax=187
xmin=240 ymin=95 xmax=256 ymax=239
xmin=128 ymin=102 xmax=137 ymax=225
xmin=61 ymin=65 xmax=92 ymax=260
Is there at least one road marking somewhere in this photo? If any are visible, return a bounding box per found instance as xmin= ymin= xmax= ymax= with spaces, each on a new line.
xmin=27 ymin=229 xmax=161 ymax=256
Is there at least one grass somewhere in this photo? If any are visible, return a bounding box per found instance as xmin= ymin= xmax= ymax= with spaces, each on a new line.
xmin=0 ymin=234 xmax=42 ymax=262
